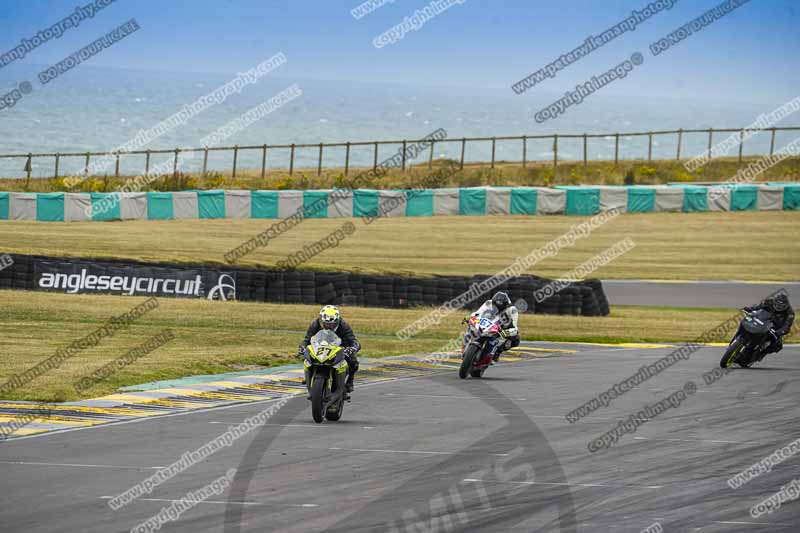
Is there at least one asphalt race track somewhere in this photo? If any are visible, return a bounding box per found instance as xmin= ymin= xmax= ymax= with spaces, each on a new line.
xmin=1 ymin=342 xmax=799 ymax=532
xmin=602 ymin=280 xmax=800 ymax=308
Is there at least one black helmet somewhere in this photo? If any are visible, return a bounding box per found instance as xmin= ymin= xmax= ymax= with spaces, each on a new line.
xmin=774 ymin=293 xmax=790 ymax=313
xmin=492 ymin=291 xmax=512 ymax=311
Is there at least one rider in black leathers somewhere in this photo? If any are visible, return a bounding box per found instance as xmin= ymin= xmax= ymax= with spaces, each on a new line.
xmin=299 ymin=305 xmax=361 ymax=394
xmin=743 ymin=292 xmax=794 ymax=356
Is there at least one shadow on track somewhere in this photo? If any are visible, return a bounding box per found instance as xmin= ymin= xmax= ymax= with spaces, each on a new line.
xmin=223 ymin=372 xmax=577 ymax=532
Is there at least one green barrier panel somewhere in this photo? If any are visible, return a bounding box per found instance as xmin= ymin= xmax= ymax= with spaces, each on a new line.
xmin=783 ymin=185 xmax=800 ymax=210
xmin=627 ymin=188 xmax=655 ymax=213
xmin=303 ymin=190 xmax=329 ymax=218
xmin=459 ymin=188 xmax=486 ymax=215
xmin=36 ymin=193 xmax=64 ymax=222
xmin=565 ymin=188 xmax=600 ymax=215
xmin=682 ymin=186 xmax=708 ymax=212
xmin=731 ymin=185 xmax=758 ymax=211
xmin=251 ymin=191 xmax=278 ymax=218
xmin=405 ymin=189 xmax=433 ymax=216
xmin=198 ymin=190 xmax=225 ymax=219
xmin=0 ymin=192 xmax=8 ymax=220
xmin=510 ymin=188 xmax=537 ymax=215
xmin=91 ymin=192 xmax=121 ymax=221
xmin=147 ymin=192 xmax=174 ymax=220
xmin=353 ymin=190 xmax=379 ymax=217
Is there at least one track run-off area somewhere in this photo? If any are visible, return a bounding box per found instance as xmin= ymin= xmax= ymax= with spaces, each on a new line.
xmin=1 ymin=341 xmax=799 ymax=532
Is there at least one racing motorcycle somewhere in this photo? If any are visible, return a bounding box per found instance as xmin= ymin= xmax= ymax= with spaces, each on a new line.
xmin=459 ymin=313 xmax=503 ymax=379
xmin=720 ymin=309 xmax=776 ymax=368
xmin=303 ymin=330 xmax=349 ymax=422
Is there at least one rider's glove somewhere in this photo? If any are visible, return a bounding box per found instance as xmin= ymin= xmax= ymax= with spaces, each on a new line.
xmin=501 ymin=327 xmax=518 ymax=338
xmin=297 ymin=345 xmax=306 ymax=358
xmin=343 ymin=347 xmax=356 ymax=358
xmin=462 ymin=316 xmax=470 ymax=325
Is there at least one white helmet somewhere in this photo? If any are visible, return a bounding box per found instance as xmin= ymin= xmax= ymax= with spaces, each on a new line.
xmin=319 ymin=305 xmax=340 ymax=330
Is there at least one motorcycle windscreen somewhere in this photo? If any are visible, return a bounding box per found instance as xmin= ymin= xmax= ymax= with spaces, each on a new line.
xmin=310 ymin=330 xmax=342 ymax=350
xmin=743 ymin=309 xmax=773 ymax=334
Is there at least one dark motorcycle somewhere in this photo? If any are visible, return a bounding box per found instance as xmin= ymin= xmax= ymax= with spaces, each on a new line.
xmin=459 ymin=313 xmax=503 ymax=379
xmin=303 ymin=330 xmax=349 ymax=422
xmin=720 ymin=309 xmax=776 ymax=368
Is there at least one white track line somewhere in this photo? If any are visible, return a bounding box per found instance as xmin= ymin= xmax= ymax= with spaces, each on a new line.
xmin=0 ymin=460 xmax=164 ymax=469
xmin=633 ymin=436 xmax=742 ymax=444
xmin=330 ymin=447 xmax=508 ymax=457
xmin=713 ymin=520 xmax=796 ymax=527
xmin=384 ymin=393 xmax=527 ymax=401
xmin=463 ymin=478 xmax=663 ymax=489
xmin=208 ymin=422 xmax=323 ymax=428
xmin=98 ymin=496 xmax=317 ymax=507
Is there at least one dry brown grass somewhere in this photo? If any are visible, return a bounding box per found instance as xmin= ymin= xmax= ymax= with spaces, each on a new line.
xmin=1 ymin=211 xmax=798 ymax=281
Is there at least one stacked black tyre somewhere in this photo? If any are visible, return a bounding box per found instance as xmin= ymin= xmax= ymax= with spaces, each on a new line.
xmin=2 ymin=254 xmax=611 ymax=317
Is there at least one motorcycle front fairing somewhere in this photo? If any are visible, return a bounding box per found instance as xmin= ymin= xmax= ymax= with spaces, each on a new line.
xmin=463 ymin=313 xmax=502 ymax=359
xmin=742 ymin=309 xmax=773 ymax=336
xmin=304 ymin=330 xmax=348 ymax=396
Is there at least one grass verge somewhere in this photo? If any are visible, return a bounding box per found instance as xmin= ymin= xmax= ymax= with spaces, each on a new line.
xmin=1 ymin=211 xmax=798 ymax=281
xmin=1 ymin=290 xmax=795 ymax=402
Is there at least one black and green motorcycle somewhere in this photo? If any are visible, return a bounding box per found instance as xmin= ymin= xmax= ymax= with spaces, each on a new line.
xmin=303 ymin=330 xmax=349 ymax=423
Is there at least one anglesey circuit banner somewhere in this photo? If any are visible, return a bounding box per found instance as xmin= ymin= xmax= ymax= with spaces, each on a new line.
xmin=33 ymin=259 xmax=236 ymax=300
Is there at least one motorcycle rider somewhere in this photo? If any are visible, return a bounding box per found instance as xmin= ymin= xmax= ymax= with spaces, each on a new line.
xmin=299 ymin=305 xmax=361 ymax=395
xmin=466 ymin=291 xmax=520 ymax=362
xmin=743 ymin=292 xmax=794 ymax=356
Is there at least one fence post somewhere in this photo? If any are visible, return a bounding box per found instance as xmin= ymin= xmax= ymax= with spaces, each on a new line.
xmin=428 ymin=140 xmax=435 ymax=168
xmin=583 ymin=134 xmax=588 ymax=166
xmin=676 ymin=129 xmax=683 ymax=160
xmin=232 ymin=145 xmax=239 ymax=178
xmin=344 ymin=142 xmax=350 ymax=176
xmin=25 ymin=153 xmax=32 ymax=189
xmin=317 ymin=143 xmax=323 ymax=176
xmin=201 ymin=148 xmax=208 ymax=176
xmin=401 ymin=140 xmax=407 ymax=171
xmin=115 ymin=152 xmax=120 ymax=179
xmin=614 ymin=133 xmax=619 ymax=166
xmin=373 ymin=142 xmax=378 ymax=172
xmin=491 ymin=137 xmax=496 ymax=168
xmin=647 ymin=132 xmax=653 ymax=162
xmin=173 ymin=149 xmax=180 ymax=178
xmin=769 ymin=128 xmax=776 ymax=156
xmin=289 ymin=143 xmax=295 ymax=175
xmin=707 ymin=128 xmax=713 ymax=159
xmin=84 ymin=152 xmax=91 ymax=178
xmin=261 ymin=144 xmax=267 ymax=179
xmin=460 ymin=138 xmax=466 ymax=170
xmin=145 ymin=150 xmax=151 ymax=176
xmin=738 ymin=129 xmax=744 ymax=165
xmin=522 ymin=135 xmax=527 ymax=168
xmin=54 ymin=153 xmax=60 ymax=179
xmin=553 ymin=134 xmax=558 ymax=168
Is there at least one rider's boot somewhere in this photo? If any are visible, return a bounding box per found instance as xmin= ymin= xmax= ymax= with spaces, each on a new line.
xmin=345 ymin=373 xmax=354 ymax=400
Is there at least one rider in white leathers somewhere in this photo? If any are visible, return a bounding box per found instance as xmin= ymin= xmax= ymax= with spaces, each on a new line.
xmin=469 ymin=291 xmax=520 ymax=362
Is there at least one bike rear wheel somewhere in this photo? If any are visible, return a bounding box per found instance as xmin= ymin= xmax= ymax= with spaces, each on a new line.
xmin=720 ymin=337 xmax=743 ymax=368
xmin=310 ymin=374 xmax=326 ymax=423
xmin=459 ymin=344 xmax=480 ymax=379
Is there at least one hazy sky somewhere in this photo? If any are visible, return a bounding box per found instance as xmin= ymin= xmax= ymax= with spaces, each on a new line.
xmin=1 ymin=0 xmax=798 ymax=103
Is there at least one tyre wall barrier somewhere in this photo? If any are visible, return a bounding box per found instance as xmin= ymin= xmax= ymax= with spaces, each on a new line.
xmin=0 ymin=254 xmax=610 ymax=316
xmin=1 ymin=183 xmax=798 ymax=222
